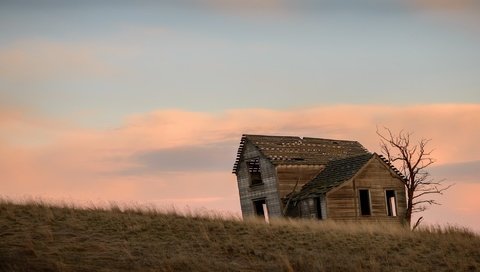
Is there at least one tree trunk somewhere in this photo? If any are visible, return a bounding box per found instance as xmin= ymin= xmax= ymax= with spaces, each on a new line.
xmin=405 ymin=189 xmax=414 ymax=225
xmin=377 ymin=127 xmax=451 ymax=229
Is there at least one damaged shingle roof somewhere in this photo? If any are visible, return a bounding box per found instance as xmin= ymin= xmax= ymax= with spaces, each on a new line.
xmin=292 ymin=153 xmax=375 ymax=201
xmin=232 ymin=134 xmax=369 ymax=173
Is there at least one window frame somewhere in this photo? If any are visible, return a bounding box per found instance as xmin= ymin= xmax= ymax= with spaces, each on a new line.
xmin=246 ymin=157 xmax=263 ymax=187
xmin=385 ymin=189 xmax=398 ymax=217
xmin=358 ymin=189 xmax=372 ymax=216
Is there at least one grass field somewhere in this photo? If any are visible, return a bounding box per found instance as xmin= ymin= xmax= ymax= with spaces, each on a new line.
xmin=0 ymin=199 xmax=479 ymax=271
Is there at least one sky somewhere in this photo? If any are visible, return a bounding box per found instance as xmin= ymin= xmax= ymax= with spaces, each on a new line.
xmin=1 ymin=0 xmax=479 ymax=231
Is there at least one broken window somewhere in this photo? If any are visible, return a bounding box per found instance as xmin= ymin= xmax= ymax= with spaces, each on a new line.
xmin=386 ymin=190 xmax=397 ymax=216
xmin=359 ymin=189 xmax=371 ymax=216
xmin=253 ymin=199 xmax=267 ymax=216
xmin=247 ymin=158 xmax=263 ymax=186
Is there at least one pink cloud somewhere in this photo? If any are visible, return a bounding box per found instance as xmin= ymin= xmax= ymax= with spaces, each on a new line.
xmin=0 ymin=104 xmax=479 ymax=229
xmin=405 ymin=0 xmax=480 ymax=33
xmin=407 ymin=0 xmax=478 ymax=11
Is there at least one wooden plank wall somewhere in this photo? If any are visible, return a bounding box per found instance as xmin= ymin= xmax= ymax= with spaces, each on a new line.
xmin=326 ymin=158 xmax=407 ymax=223
xmin=276 ymin=165 xmax=324 ymax=199
xmin=326 ymin=181 xmax=356 ymax=218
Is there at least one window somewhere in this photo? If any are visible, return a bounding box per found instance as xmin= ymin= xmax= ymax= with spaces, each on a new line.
xmin=253 ymin=199 xmax=266 ymax=216
xmin=359 ymin=189 xmax=371 ymax=216
xmin=247 ymin=158 xmax=262 ymax=186
xmin=386 ymin=190 xmax=397 ymax=216
xmin=315 ymin=197 xmax=322 ymax=219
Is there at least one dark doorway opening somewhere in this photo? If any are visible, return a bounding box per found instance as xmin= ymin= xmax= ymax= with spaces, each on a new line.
xmin=359 ymin=189 xmax=371 ymax=216
xmin=253 ymin=199 xmax=266 ymax=216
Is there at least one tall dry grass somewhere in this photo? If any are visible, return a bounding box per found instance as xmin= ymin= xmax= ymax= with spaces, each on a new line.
xmin=0 ymin=198 xmax=478 ymax=271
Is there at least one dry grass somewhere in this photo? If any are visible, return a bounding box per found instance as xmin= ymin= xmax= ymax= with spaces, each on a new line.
xmin=0 ymin=198 xmax=479 ymax=272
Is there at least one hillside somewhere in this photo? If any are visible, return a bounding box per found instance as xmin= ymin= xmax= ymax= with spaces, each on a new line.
xmin=0 ymin=200 xmax=479 ymax=271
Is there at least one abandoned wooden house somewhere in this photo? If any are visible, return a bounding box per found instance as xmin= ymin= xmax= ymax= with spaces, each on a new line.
xmin=232 ymin=134 xmax=407 ymax=223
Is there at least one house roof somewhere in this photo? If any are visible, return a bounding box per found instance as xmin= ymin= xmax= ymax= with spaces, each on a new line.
xmin=291 ymin=153 xmax=407 ymax=201
xmin=292 ymin=153 xmax=375 ymax=201
xmin=232 ymin=134 xmax=368 ymax=173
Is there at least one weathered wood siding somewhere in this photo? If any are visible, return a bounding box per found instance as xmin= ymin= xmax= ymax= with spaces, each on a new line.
xmin=236 ymin=141 xmax=283 ymax=218
xmin=297 ymin=195 xmax=327 ymax=219
xmin=276 ymin=165 xmax=324 ymax=200
xmin=326 ymin=157 xmax=406 ymax=223
xmin=326 ymin=180 xmax=356 ymax=218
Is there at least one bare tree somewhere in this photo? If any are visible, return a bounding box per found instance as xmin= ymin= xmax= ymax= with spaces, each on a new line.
xmin=376 ymin=127 xmax=452 ymax=226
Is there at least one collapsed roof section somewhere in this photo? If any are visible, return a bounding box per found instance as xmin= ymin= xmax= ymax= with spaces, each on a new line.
xmin=232 ymin=134 xmax=369 ymax=173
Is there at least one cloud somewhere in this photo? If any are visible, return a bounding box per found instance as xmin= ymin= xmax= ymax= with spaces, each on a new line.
xmin=404 ymin=0 xmax=480 ymax=33
xmin=199 ymin=0 xmax=285 ymax=12
xmin=0 ymin=104 xmax=479 ymax=227
xmin=122 ymin=142 xmax=238 ymax=174
xmin=0 ymin=40 xmax=120 ymax=82
xmin=407 ymin=0 xmax=480 ymax=11
xmin=430 ymin=160 xmax=480 ymax=183
xmin=2 ymin=104 xmax=479 ymax=176
xmin=187 ymin=0 xmax=480 ymax=35
xmin=192 ymin=0 xmax=480 ymax=19
xmin=0 ymin=108 xmax=71 ymax=147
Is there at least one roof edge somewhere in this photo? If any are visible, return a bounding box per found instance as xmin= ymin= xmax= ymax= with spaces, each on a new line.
xmin=325 ymin=153 xmax=377 ymax=196
xmin=292 ymin=152 xmax=374 ymax=201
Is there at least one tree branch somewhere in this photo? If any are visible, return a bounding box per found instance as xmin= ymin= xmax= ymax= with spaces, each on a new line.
xmin=376 ymin=126 xmax=453 ymax=227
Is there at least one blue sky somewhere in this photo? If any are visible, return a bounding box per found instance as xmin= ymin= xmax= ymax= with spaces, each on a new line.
xmin=1 ymin=0 xmax=479 ymax=127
